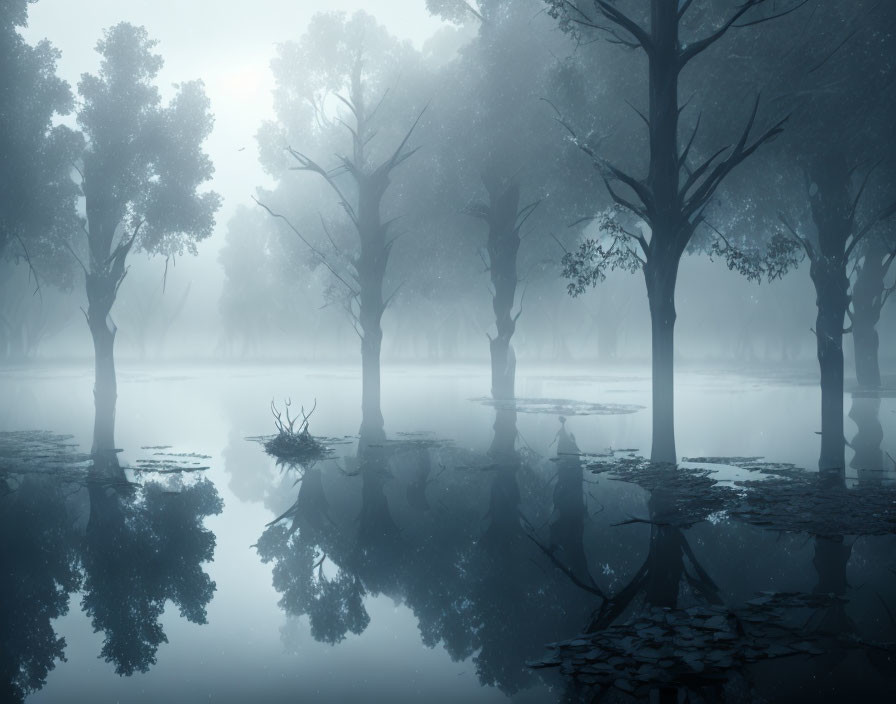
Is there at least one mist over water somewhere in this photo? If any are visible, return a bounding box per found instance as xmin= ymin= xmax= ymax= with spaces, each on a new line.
xmin=2 ymin=1 xmax=896 ymax=702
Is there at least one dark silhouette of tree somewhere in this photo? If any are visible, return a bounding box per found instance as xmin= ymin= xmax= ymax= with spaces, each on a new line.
xmin=425 ymin=0 xmax=595 ymax=395
xmin=468 ymin=175 xmax=539 ymax=400
xmin=851 ymin=227 xmax=896 ymax=389
xmin=0 ymin=473 xmax=81 ymax=704
xmin=80 ymin=456 xmax=222 ymax=675
xmin=546 ymin=0 xmax=805 ymax=462
xmin=769 ymin=0 xmax=896 ymax=469
xmin=73 ymin=23 xmax=219 ymax=452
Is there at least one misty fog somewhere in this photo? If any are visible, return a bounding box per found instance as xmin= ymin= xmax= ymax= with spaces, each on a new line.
xmin=1 ymin=1 xmax=895 ymax=703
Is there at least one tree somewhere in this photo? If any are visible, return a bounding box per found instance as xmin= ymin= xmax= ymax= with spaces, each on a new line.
xmin=0 ymin=0 xmax=81 ymax=285
xmin=852 ymin=226 xmax=896 ymax=389
xmin=256 ymin=12 xmax=426 ymax=440
xmin=74 ymin=23 xmax=219 ymax=453
xmin=468 ymin=176 xmax=538 ymax=399
xmin=770 ymin=0 xmax=896 ymax=468
xmin=546 ymin=0 xmax=804 ymax=463
xmin=425 ymin=0 xmax=595 ymax=398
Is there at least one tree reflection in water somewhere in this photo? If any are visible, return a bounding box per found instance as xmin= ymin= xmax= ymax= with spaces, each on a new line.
xmin=0 ymin=436 xmax=222 ymax=701
xmin=82 ymin=452 xmax=223 ymax=675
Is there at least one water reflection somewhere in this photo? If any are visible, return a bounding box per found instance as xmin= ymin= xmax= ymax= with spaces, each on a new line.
xmin=82 ymin=454 xmax=223 ymax=675
xmin=850 ymin=394 xmax=887 ymax=483
xmin=0 ymin=439 xmax=222 ymax=702
xmin=257 ymin=411 xmax=589 ymax=695
xmin=0 ymin=472 xmax=80 ymax=703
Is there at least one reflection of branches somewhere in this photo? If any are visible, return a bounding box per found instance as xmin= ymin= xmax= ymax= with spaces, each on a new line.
xmin=525 ymin=531 xmax=606 ymax=599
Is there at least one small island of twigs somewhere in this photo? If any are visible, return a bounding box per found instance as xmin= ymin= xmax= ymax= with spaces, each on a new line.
xmin=262 ymin=398 xmax=329 ymax=463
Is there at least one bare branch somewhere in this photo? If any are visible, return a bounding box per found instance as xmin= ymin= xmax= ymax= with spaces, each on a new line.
xmin=287 ymin=146 xmax=359 ymax=227
xmin=778 ymin=213 xmax=815 ymax=261
xmin=847 ymin=160 xmax=882 ymax=227
xmin=624 ymin=99 xmax=649 ymax=128
xmin=514 ymin=199 xmax=542 ymax=235
xmin=846 ymin=199 xmax=896 ymax=260
xmin=64 ymin=239 xmax=89 ymax=275
xmin=683 ymin=97 xmax=788 ymax=222
xmin=679 ymin=112 xmax=702 ymax=168
xmin=525 ymin=532 xmax=606 ymax=599
xmin=378 ymin=103 xmax=429 ymax=176
xmin=681 ymin=0 xmax=809 ymax=67
xmin=593 ymin=0 xmax=652 ymax=52
xmin=13 ymin=232 xmax=42 ymax=298
xmin=254 ymin=197 xmax=359 ymax=296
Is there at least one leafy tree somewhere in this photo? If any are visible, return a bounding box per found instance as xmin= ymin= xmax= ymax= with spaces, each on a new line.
xmin=0 ymin=0 xmax=81 ymax=286
xmin=545 ymin=0 xmax=806 ymax=462
xmin=73 ymin=23 xmax=219 ymax=452
xmin=0 ymin=0 xmax=80 ymax=259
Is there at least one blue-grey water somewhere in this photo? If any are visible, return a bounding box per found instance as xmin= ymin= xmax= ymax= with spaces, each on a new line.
xmin=2 ymin=363 xmax=894 ymax=703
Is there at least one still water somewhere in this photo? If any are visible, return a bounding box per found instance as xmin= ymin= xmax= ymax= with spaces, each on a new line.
xmin=1 ymin=364 xmax=894 ymax=703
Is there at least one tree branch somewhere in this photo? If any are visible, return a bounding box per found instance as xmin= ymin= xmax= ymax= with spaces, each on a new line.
xmin=287 ymin=147 xmax=359 ymax=227
xmin=593 ymin=0 xmax=652 ymax=53
xmin=254 ymin=197 xmax=359 ymax=296
xmin=680 ymin=0 xmax=808 ymax=67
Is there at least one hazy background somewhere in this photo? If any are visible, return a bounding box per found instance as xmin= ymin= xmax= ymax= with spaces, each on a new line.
xmin=9 ymin=0 xmax=895 ymax=369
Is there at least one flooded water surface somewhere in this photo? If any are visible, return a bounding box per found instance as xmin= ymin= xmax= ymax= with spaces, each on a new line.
xmin=2 ymin=364 xmax=894 ymax=703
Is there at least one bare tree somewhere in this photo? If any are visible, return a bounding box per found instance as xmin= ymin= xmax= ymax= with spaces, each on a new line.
xmin=469 ymin=174 xmax=539 ymax=400
xmin=257 ymin=54 xmax=424 ymax=441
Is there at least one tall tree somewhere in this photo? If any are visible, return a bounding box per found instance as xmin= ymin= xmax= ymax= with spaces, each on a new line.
xmin=0 ymin=0 xmax=81 ymax=279
xmin=546 ymin=0 xmax=804 ymax=463
xmin=425 ymin=0 xmax=595 ymax=399
xmin=256 ymin=12 xmax=426 ymax=440
xmin=770 ymin=0 xmax=896 ymax=468
xmin=852 ymin=226 xmax=896 ymax=389
xmin=74 ymin=23 xmax=219 ymax=453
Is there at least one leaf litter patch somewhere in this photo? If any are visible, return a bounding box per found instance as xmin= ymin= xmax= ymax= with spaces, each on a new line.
xmin=534 ymin=451 xmax=896 ymax=695
xmin=530 ymin=593 xmax=888 ymax=697
xmin=0 ymin=430 xmax=92 ymax=476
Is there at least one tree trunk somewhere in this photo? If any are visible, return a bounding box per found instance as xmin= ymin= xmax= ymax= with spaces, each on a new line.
xmin=807 ymin=152 xmax=852 ymax=472
xmin=853 ymin=317 xmax=881 ymax=389
xmin=86 ymin=272 xmax=118 ymax=455
xmin=489 ymin=338 xmax=515 ymax=401
xmin=852 ymin=236 xmax=888 ymax=389
xmin=644 ymin=0 xmax=684 ymax=466
xmin=485 ymin=178 xmax=521 ymax=401
xmin=357 ymin=168 xmax=388 ymax=442
xmin=359 ymin=321 xmax=384 ymax=442
xmin=815 ymin=280 xmax=848 ymax=471
xmin=645 ymin=259 xmax=679 ymax=464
